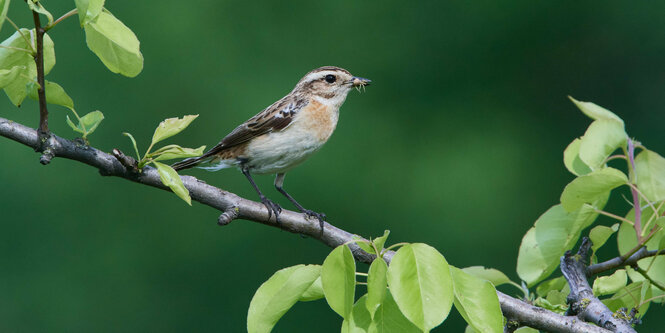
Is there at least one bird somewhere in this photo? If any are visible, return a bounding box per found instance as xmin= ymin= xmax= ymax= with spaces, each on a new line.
xmin=172 ymin=66 xmax=370 ymax=230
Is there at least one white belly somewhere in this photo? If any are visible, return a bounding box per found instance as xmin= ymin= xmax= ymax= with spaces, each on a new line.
xmin=244 ymin=106 xmax=339 ymax=174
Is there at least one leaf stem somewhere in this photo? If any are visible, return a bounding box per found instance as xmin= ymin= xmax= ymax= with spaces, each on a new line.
xmin=5 ymin=17 xmax=35 ymax=53
xmin=45 ymin=8 xmax=78 ymax=31
xmin=0 ymin=45 xmax=33 ymax=53
xmin=640 ymin=201 xmax=664 ymax=237
xmin=628 ymin=183 xmax=661 ymax=217
xmin=604 ymin=154 xmax=628 ymax=163
xmin=634 ymin=266 xmax=665 ymax=291
xmin=595 ymin=209 xmax=634 ymax=226
xmin=385 ymin=242 xmax=409 ymax=251
xmin=626 ymin=139 xmax=642 ymax=242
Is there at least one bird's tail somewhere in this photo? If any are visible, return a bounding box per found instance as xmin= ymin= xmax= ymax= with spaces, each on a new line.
xmin=171 ymin=154 xmax=214 ymax=171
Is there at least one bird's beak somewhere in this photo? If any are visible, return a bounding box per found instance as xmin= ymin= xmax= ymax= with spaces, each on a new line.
xmin=351 ymin=76 xmax=371 ymax=87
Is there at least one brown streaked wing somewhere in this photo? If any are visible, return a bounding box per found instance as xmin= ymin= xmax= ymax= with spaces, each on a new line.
xmin=202 ymin=96 xmax=308 ymax=157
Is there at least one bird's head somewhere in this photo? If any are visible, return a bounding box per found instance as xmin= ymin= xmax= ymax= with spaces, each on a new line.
xmin=294 ymin=66 xmax=371 ymax=104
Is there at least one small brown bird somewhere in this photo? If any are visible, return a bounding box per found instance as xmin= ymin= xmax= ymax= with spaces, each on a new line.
xmin=172 ymin=66 xmax=370 ymax=226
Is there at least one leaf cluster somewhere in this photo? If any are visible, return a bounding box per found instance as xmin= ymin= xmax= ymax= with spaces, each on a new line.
xmin=516 ymin=97 xmax=665 ymax=317
xmin=124 ymin=115 xmax=205 ymax=205
xmin=0 ymin=0 xmax=143 ymax=141
xmin=247 ymin=232 xmax=505 ymax=333
xmin=1 ymin=1 xmax=202 ymax=204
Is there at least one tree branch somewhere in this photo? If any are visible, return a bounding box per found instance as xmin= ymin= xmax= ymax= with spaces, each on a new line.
xmin=587 ymin=246 xmax=663 ymax=276
xmin=561 ymin=238 xmax=637 ymax=332
xmin=31 ymin=9 xmax=48 ymax=135
xmin=497 ymin=291 xmax=610 ymax=333
xmin=0 ymin=117 xmax=612 ymax=333
xmin=30 ymin=6 xmax=55 ymax=165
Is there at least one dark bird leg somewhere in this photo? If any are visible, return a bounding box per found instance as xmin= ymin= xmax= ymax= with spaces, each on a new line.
xmin=274 ymin=173 xmax=326 ymax=234
xmin=242 ymin=166 xmax=282 ymax=223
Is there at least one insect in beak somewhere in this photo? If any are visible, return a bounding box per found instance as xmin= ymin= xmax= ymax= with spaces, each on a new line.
xmin=351 ymin=76 xmax=371 ymax=92
xmin=351 ymin=76 xmax=371 ymax=87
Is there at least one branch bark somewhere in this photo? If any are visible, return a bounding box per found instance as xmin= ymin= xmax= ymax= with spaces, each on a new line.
xmin=31 ymin=9 xmax=48 ymax=135
xmin=561 ymin=238 xmax=637 ymax=332
xmin=587 ymin=247 xmax=662 ymax=276
xmin=0 ymin=117 xmax=612 ymax=333
xmin=497 ymin=291 xmax=610 ymax=333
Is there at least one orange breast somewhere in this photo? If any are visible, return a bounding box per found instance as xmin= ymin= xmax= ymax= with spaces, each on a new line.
xmin=300 ymin=100 xmax=337 ymax=141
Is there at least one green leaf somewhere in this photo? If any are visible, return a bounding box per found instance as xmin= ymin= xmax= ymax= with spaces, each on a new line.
xmin=369 ymin=290 xmax=421 ymax=333
xmin=635 ymin=150 xmax=665 ymax=202
xmin=341 ymin=295 xmax=372 ymax=333
xmin=387 ymin=243 xmax=453 ymax=332
xmin=0 ymin=65 xmax=24 ymax=88
xmin=533 ymin=296 xmax=568 ymax=314
xmin=563 ymin=138 xmax=592 ymax=176
xmin=366 ymin=258 xmax=387 ymax=319
xmin=373 ymin=230 xmax=390 ymax=254
xmin=617 ymin=211 xmax=665 ymax=299
xmin=602 ymin=281 xmax=651 ymax=316
xmin=321 ymin=244 xmax=356 ymax=319
xmin=0 ymin=29 xmax=55 ymax=106
xmin=461 ymin=266 xmax=511 ymax=287
xmin=27 ymin=80 xmax=74 ymax=110
xmin=153 ymin=161 xmax=191 ymax=205
xmin=66 ymin=111 xmax=105 ymax=136
xmin=569 ymin=96 xmax=624 ymax=125
xmin=0 ymin=0 xmax=10 ymax=34
xmin=514 ymin=328 xmax=539 ymax=333
xmin=298 ymin=276 xmax=323 ymax=302
xmin=517 ymin=204 xmax=601 ymax=286
xmin=593 ymin=269 xmax=627 ymax=296
xmin=151 ymin=115 xmax=199 ymax=145
xmin=152 ymin=145 xmax=206 ymax=162
xmin=451 ymin=267 xmax=502 ymax=333
xmin=589 ymin=224 xmax=618 ymax=254
xmin=560 ymin=167 xmax=627 ymax=212
xmin=352 ymin=236 xmax=375 ymax=255
xmin=84 ymin=11 xmax=143 ymax=77
xmin=465 ymin=326 xmax=479 ymax=333
xmin=75 ymin=0 xmax=105 ymax=25
xmin=536 ymin=276 xmax=566 ymax=297
xmin=579 ymin=119 xmax=627 ymax=170
xmin=123 ymin=132 xmax=140 ymax=160
xmin=545 ymin=289 xmax=568 ymax=307
xmin=66 ymin=115 xmax=80 ymax=134
xmin=78 ymin=111 xmax=104 ymax=135
xmin=26 ymin=0 xmax=53 ymax=26
xmin=247 ymin=265 xmax=320 ymax=333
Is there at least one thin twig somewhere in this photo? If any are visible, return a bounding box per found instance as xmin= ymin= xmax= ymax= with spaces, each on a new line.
xmin=587 ymin=246 xmax=664 ymax=276
xmin=45 ymin=8 xmax=78 ymax=31
xmin=31 ymin=10 xmax=48 ymax=135
xmin=634 ymin=266 xmax=665 ymax=291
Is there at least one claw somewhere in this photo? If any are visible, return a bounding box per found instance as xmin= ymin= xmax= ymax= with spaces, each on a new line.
xmin=303 ymin=209 xmax=326 ymax=236
xmin=261 ymin=197 xmax=282 ymax=224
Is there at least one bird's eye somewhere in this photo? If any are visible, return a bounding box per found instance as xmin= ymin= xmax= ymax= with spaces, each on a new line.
xmin=324 ymin=74 xmax=336 ymax=83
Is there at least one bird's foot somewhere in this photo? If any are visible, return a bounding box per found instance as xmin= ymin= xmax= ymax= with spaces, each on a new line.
xmin=302 ymin=209 xmax=326 ymax=235
xmin=261 ymin=197 xmax=282 ymax=224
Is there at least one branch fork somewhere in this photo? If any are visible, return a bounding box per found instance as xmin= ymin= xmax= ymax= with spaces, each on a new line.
xmin=561 ymin=238 xmax=637 ymax=332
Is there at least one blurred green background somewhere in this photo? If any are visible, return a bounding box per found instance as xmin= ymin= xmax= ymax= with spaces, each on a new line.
xmin=2 ymin=1 xmax=664 ymax=331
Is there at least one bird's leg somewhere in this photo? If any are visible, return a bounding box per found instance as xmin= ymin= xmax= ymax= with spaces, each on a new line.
xmin=274 ymin=173 xmax=326 ymax=233
xmin=242 ymin=167 xmax=282 ymax=223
